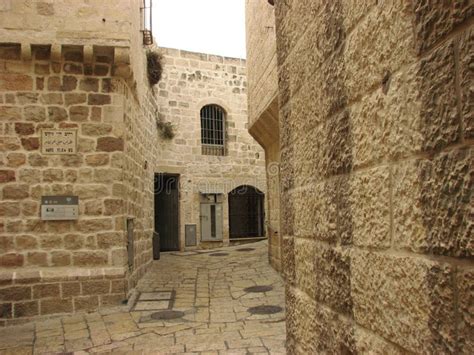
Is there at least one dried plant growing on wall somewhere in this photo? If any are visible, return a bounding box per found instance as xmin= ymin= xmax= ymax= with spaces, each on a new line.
xmin=147 ymin=51 xmax=163 ymax=86
xmin=155 ymin=111 xmax=175 ymax=139
xmin=156 ymin=120 xmax=175 ymax=139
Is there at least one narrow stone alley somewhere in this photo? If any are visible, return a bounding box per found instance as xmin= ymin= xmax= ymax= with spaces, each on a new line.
xmin=0 ymin=241 xmax=286 ymax=354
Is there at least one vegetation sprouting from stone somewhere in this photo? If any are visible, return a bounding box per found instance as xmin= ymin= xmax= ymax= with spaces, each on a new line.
xmin=156 ymin=112 xmax=175 ymax=139
xmin=147 ymin=51 xmax=163 ymax=86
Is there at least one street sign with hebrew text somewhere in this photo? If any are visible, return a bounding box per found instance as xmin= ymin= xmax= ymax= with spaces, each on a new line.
xmin=41 ymin=129 xmax=77 ymax=155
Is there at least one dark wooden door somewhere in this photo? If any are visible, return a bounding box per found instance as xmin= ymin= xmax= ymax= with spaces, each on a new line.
xmin=228 ymin=185 xmax=265 ymax=239
xmin=154 ymin=174 xmax=179 ymax=251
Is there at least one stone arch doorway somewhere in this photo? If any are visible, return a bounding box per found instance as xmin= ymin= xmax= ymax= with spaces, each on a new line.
xmin=228 ymin=185 xmax=265 ymax=239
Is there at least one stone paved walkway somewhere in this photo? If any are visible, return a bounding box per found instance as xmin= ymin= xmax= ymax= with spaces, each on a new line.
xmin=0 ymin=241 xmax=286 ymax=354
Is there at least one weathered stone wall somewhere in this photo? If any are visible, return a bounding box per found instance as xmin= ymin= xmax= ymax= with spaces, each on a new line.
xmin=245 ymin=0 xmax=279 ymax=128
xmin=0 ymin=0 xmax=147 ymax=108
xmin=0 ymin=0 xmax=139 ymax=47
xmin=272 ymin=1 xmax=473 ymax=353
xmin=156 ymin=47 xmax=266 ymax=249
xmin=263 ymin=139 xmax=281 ymax=271
xmin=0 ymin=0 xmax=144 ymax=87
xmin=121 ymin=83 xmax=158 ymax=292
xmin=245 ymin=0 xmax=282 ymax=271
xmin=0 ymin=0 xmax=159 ymax=323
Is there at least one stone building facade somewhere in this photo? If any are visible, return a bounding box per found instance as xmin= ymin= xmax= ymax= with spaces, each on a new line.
xmin=0 ymin=0 xmax=267 ymax=324
xmin=245 ymin=0 xmax=281 ymax=271
xmin=155 ymin=48 xmax=266 ymax=250
xmin=247 ymin=1 xmax=473 ymax=354
xmin=0 ymin=0 xmax=160 ymax=323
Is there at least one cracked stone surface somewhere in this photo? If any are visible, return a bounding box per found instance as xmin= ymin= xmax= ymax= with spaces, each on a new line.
xmin=0 ymin=241 xmax=286 ymax=354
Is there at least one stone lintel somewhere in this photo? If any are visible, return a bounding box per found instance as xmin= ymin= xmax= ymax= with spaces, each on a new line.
xmin=248 ymin=96 xmax=280 ymax=150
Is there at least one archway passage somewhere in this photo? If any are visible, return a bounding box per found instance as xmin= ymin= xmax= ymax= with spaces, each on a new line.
xmin=228 ymin=185 xmax=265 ymax=239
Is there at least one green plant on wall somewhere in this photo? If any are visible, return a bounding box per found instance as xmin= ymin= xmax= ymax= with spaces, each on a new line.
xmin=147 ymin=51 xmax=163 ymax=86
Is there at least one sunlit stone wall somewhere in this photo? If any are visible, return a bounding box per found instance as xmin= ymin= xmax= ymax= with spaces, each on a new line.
xmin=273 ymin=1 xmax=473 ymax=353
xmin=0 ymin=0 xmax=159 ymax=323
xmin=155 ymin=47 xmax=266 ymax=249
xmin=245 ymin=0 xmax=282 ymax=272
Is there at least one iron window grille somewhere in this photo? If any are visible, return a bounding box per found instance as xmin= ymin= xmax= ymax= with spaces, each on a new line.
xmin=200 ymin=104 xmax=226 ymax=156
xmin=141 ymin=0 xmax=153 ymax=45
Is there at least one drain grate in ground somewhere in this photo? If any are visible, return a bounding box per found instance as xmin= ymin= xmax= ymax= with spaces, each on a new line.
xmin=244 ymin=285 xmax=273 ymax=293
xmin=150 ymin=310 xmax=185 ymax=320
xmin=209 ymin=252 xmax=229 ymax=257
xmin=236 ymin=248 xmax=255 ymax=252
xmin=247 ymin=305 xmax=283 ymax=315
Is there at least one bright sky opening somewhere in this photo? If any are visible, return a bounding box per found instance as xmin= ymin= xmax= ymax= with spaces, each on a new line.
xmin=152 ymin=0 xmax=246 ymax=59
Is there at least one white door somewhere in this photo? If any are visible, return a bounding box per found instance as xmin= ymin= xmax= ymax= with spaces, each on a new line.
xmin=200 ymin=203 xmax=223 ymax=241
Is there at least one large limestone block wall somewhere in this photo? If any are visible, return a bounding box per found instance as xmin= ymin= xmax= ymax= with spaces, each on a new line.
xmin=245 ymin=0 xmax=282 ymax=271
xmin=245 ymin=0 xmax=279 ymax=128
xmin=156 ymin=48 xmax=266 ymax=249
xmin=0 ymin=0 xmax=139 ymax=47
xmin=0 ymin=42 xmax=158 ymax=324
xmin=0 ymin=0 xmax=147 ymax=106
xmin=263 ymin=138 xmax=281 ymax=271
xmin=274 ymin=1 xmax=473 ymax=353
xmin=121 ymin=85 xmax=158 ymax=292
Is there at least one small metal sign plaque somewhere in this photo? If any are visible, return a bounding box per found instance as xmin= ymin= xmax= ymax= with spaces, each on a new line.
xmin=41 ymin=129 xmax=77 ymax=155
xmin=185 ymin=224 xmax=197 ymax=247
xmin=41 ymin=196 xmax=79 ymax=220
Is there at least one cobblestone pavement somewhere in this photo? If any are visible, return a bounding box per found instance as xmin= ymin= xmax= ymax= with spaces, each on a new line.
xmin=0 ymin=241 xmax=286 ymax=354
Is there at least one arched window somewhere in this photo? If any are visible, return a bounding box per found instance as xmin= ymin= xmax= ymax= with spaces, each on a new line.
xmin=200 ymin=104 xmax=226 ymax=156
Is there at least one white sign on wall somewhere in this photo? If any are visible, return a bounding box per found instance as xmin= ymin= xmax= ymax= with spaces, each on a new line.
xmin=41 ymin=196 xmax=79 ymax=220
xmin=41 ymin=129 xmax=77 ymax=155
